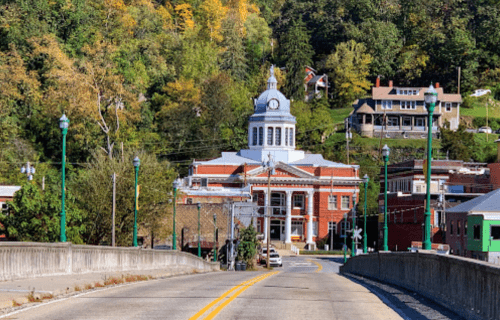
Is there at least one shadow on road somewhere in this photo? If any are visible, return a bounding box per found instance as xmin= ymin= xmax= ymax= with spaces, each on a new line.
xmin=342 ymin=273 xmax=465 ymax=320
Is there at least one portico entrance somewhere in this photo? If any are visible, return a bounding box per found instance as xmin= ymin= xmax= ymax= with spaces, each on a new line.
xmin=270 ymin=220 xmax=284 ymax=240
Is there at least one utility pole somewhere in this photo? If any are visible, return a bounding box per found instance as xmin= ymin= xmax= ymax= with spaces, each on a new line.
xmin=267 ymin=170 xmax=271 ymax=268
xmin=457 ymin=66 xmax=461 ymax=95
xmin=345 ymin=118 xmax=350 ymax=165
xmin=112 ymin=172 xmax=116 ymax=247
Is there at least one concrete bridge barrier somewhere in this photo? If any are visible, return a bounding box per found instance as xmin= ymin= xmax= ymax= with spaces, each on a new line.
xmin=0 ymin=242 xmax=219 ymax=281
xmin=340 ymin=251 xmax=500 ymax=320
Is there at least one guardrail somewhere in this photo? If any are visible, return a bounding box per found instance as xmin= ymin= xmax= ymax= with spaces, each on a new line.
xmin=0 ymin=242 xmax=219 ymax=281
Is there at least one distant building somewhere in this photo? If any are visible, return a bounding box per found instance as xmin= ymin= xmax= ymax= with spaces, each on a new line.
xmin=177 ymin=67 xmax=361 ymax=250
xmin=350 ymin=78 xmax=462 ymax=138
xmin=0 ymin=186 xmax=21 ymax=240
xmin=378 ymin=160 xmax=489 ymax=251
xmin=304 ymin=66 xmax=328 ymax=101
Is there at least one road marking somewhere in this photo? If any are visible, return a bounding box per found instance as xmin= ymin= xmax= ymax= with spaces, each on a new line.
xmin=202 ymin=272 xmax=278 ymax=320
xmin=188 ymin=272 xmax=276 ymax=320
xmin=307 ymin=259 xmax=323 ymax=273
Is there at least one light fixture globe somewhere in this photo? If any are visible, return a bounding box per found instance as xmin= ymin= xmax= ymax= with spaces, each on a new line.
xmin=173 ymin=178 xmax=180 ymax=189
xmin=21 ymin=166 xmax=26 ymax=174
xmin=197 ymin=202 xmax=201 ymax=210
xmin=133 ymin=156 xmax=140 ymax=168
xmin=363 ymin=174 xmax=369 ymax=183
xmin=353 ymin=193 xmax=357 ymax=202
xmin=382 ymin=144 xmax=390 ymax=158
xmin=424 ymin=84 xmax=438 ymax=104
xmin=59 ymin=114 xmax=70 ymax=129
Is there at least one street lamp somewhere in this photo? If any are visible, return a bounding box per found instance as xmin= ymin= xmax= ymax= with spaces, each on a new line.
xmin=213 ymin=213 xmax=217 ymax=262
xmin=351 ymin=192 xmax=357 ymax=257
xmin=363 ymin=174 xmax=369 ymax=254
xmin=263 ymin=153 xmax=276 ymax=269
xmin=423 ymin=84 xmax=437 ymax=250
xmin=343 ymin=212 xmax=347 ymax=263
xmin=133 ymin=156 xmax=140 ymax=247
xmin=59 ymin=114 xmax=69 ymax=242
xmin=20 ymin=162 xmax=35 ymax=181
xmin=382 ymin=144 xmax=390 ymax=251
xmin=172 ymin=179 xmax=180 ymax=250
xmin=197 ymin=202 xmax=201 ymax=257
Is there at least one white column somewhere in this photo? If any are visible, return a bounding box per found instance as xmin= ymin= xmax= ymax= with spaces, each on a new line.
xmin=285 ymin=191 xmax=292 ymax=243
xmin=306 ymin=190 xmax=314 ymax=245
xmin=263 ymin=191 xmax=269 ymax=242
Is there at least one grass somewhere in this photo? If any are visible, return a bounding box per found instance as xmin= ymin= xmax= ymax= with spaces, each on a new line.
xmin=26 ymin=293 xmax=41 ymax=303
xmin=352 ymin=136 xmax=441 ymax=150
xmin=94 ymin=282 xmax=104 ymax=288
xmin=330 ymin=107 xmax=353 ymax=125
xmin=74 ymin=285 xmax=82 ymax=292
xmin=84 ymin=283 xmax=93 ymax=290
xmin=12 ymin=300 xmax=22 ymax=307
xmin=103 ymin=277 xmax=124 ymax=286
xmin=461 ymin=96 xmax=500 ymax=118
xmin=41 ymin=293 xmax=54 ymax=300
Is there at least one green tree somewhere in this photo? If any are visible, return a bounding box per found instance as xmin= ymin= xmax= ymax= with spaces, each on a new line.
xmin=280 ymin=18 xmax=313 ymax=101
xmin=440 ymin=125 xmax=474 ymax=161
xmin=237 ymin=223 xmax=259 ymax=268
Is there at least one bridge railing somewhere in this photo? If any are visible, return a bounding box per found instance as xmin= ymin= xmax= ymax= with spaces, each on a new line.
xmin=340 ymin=251 xmax=500 ymax=320
xmin=0 ymin=242 xmax=219 ymax=281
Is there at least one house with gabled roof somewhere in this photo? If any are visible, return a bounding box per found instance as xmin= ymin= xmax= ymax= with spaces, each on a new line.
xmin=176 ymin=67 xmax=361 ymax=250
xmin=350 ymin=78 xmax=462 ymax=138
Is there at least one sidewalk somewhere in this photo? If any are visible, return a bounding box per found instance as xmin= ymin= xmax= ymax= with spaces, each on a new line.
xmin=0 ymin=267 xmax=203 ymax=313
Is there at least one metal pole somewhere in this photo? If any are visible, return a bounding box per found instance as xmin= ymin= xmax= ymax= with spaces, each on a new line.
xmin=213 ymin=214 xmax=217 ymax=262
xmin=363 ymin=177 xmax=369 ymax=254
xmin=424 ymin=102 xmax=435 ymax=250
xmin=266 ymin=171 xmax=271 ymax=269
xmin=383 ymin=156 xmax=388 ymax=251
xmin=197 ymin=203 xmax=201 ymax=258
xmin=112 ymin=172 xmax=116 ymax=247
xmin=351 ymin=194 xmax=356 ymax=257
xmin=343 ymin=213 xmax=347 ymax=263
xmin=172 ymin=187 xmax=177 ymax=250
xmin=60 ymin=128 xmax=67 ymax=242
xmin=133 ymin=166 xmax=139 ymax=247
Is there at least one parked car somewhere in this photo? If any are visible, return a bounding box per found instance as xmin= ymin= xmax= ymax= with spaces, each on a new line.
xmin=259 ymin=247 xmax=276 ymax=264
xmin=268 ymin=253 xmax=283 ymax=267
xmin=470 ymin=89 xmax=491 ymax=97
xmin=478 ymin=126 xmax=492 ymax=134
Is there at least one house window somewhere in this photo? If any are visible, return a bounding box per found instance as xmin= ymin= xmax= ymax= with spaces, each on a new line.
xmin=201 ymin=178 xmax=208 ymax=187
xmin=293 ymin=194 xmax=304 ymax=209
xmin=403 ymin=117 xmax=412 ymax=126
xmin=276 ymin=127 xmax=281 ymax=146
xmin=473 ymin=225 xmax=481 ymax=240
xmin=381 ymin=100 xmax=392 ymax=110
xmin=400 ymin=101 xmax=416 ymax=110
xmin=416 ymin=118 xmax=425 ymax=127
xmin=457 ymin=220 xmax=461 ymax=235
xmin=445 ymin=103 xmax=452 ymax=112
xmin=186 ymin=198 xmax=193 ymax=204
xmin=313 ymin=221 xmax=318 ymax=236
xmin=257 ymin=220 xmax=262 ymax=233
xmin=491 ymin=226 xmax=500 ymax=240
xmin=328 ymin=221 xmax=337 ymax=235
xmin=252 ymin=127 xmax=257 ymax=146
xmin=259 ymin=127 xmax=263 ymax=145
xmin=267 ymin=127 xmax=274 ymax=145
xmin=292 ymin=221 xmax=303 ymax=236
xmin=252 ymin=192 xmax=259 ymax=202
xmin=450 ymin=221 xmax=454 ymax=235
xmin=328 ymin=195 xmax=337 ymax=210
xmin=365 ymin=115 xmax=373 ymax=124
xmin=289 ymin=128 xmax=294 ymax=146
xmin=341 ymin=196 xmax=350 ymax=210
xmin=285 ymin=128 xmax=289 ymax=146
xmin=387 ymin=117 xmax=399 ymax=126
xmin=340 ymin=221 xmax=350 ymax=235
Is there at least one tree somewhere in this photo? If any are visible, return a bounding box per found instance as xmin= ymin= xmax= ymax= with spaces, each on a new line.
xmin=237 ymin=222 xmax=259 ymax=268
xmin=199 ymin=0 xmax=227 ymax=43
xmin=326 ymin=40 xmax=372 ymax=106
xmin=280 ymin=18 xmax=313 ymax=100
xmin=440 ymin=125 xmax=474 ymax=161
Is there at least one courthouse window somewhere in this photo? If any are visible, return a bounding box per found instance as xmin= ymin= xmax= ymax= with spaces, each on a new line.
xmin=328 ymin=195 xmax=337 ymax=210
xmin=341 ymin=196 xmax=350 ymax=209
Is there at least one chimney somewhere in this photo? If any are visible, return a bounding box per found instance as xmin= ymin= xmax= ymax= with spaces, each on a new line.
xmin=388 ymin=80 xmax=393 ymax=87
xmin=376 ymin=76 xmax=380 ymax=88
xmin=435 ymin=82 xmax=440 ymax=89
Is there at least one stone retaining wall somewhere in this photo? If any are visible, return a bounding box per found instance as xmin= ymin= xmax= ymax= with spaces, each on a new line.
xmin=340 ymin=251 xmax=500 ymax=320
xmin=0 ymin=242 xmax=219 ymax=281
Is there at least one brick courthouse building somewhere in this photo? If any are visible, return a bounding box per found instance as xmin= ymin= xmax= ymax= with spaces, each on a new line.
xmin=177 ymin=67 xmax=361 ymax=249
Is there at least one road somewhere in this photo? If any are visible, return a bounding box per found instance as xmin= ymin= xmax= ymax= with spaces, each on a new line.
xmin=1 ymin=256 xmax=462 ymax=320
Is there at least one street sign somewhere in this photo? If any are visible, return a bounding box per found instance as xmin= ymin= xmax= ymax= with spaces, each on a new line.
xmin=352 ymin=227 xmax=362 ymax=240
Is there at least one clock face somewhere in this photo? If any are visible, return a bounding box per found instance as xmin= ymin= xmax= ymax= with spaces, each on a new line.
xmin=268 ymin=99 xmax=279 ymax=110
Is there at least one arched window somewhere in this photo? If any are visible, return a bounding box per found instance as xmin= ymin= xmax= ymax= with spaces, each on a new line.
xmin=252 ymin=127 xmax=257 ymax=146
xmin=259 ymin=127 xmax=263 ymax=146
xmin=276 ymin=128 xmax=281 ymax=146
xmin=267 ymin=127 xmax=274 ymax=145
xmin=285 ymin=128 xmax=289 ymax=146
xmin=289 ymin=128 xmax=294 ymax=146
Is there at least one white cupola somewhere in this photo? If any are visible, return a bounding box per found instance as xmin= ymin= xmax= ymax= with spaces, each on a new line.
xmin=238 ymin=66 xmax=304 ymax=163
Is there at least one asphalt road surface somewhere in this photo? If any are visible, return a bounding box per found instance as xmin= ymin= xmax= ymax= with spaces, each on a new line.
xmin=1 ymin=256 xmax=463 ymax=320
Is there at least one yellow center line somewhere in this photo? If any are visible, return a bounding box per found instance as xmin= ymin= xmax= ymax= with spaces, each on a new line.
xmin=307 ymin=259 xmax=323 ymax=273
xmin=188 ymin=272 xmax=274 ymax=320
xmin=203 ymin=271 xmax=278 ymax=320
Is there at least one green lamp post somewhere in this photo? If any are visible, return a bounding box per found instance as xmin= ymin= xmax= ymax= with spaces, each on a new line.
xmin=363 ymin=174 xmax=369 ymax=254
xmin=133 ymin=156 xmax=140 ymax=247
xmin=423 ymin=84 xmax=438 ymax=250
xmin=172 ymin=179 xmax=180 ymax=250
xmin=343 ymin=213 xmax=347 ymax=263
xmin=382 ymin=144 xmax=390 ymax=251
xmin=351 ymin=192 xmax=357 ymax=257
xmin=197 ymin=202 xmax=201 ymax=257
xmin=59 ymin=114 xmax=69 ymax=242
xmin=213 ymin=213 xmax=217 ymax=262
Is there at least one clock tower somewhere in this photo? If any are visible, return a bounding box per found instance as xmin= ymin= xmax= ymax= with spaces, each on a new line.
xmin=239 ymin=66 xmax=304 ymax=163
